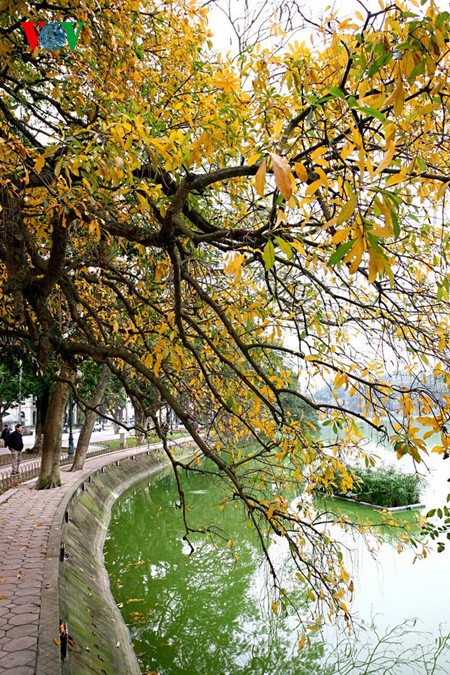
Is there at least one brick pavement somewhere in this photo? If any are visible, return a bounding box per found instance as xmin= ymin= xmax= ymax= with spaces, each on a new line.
xmin=0 ymin=439 xmax=185 ymax=675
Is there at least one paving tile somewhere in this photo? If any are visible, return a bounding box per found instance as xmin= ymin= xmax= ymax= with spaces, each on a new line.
xmin=13 ymin=588 xmax=41 ymax=598
xmin=0 ymin=648 xmax=36 ymax=668
xmin=10 ymin=603 xmax=40 ymax=615
xmin=4 ymin=624 xmax=38 ymax=640
xmin=2 ymin=635 xmax=37 ymax=652
xmin=7 ymin=595 xmax=39 ymax=606
xmin=7 ymin=612 xmax=39 ymax=626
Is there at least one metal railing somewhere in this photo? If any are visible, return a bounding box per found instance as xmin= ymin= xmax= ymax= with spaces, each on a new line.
xmin=0 ymin=442 xmax=129 ymax=494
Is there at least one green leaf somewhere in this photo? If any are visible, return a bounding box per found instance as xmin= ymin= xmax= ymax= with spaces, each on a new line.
xmin=392 ymin=209 xmax=400 ymax=239
xmin=407 ymin=60 xmax=425 ymax=84
xmin=262 ymin=239 xmax=276 ymax=271
xmin=328 ymin=86 xmax=346 ymax=100
xmin=275 ymin=236 xmax=293 ymax=259
xmin=358 ymin=106 xmax=386 ymax=122
xmin=328 ymin=239 xmax=355 ymax=267
xmin=368 ymin=53 xmax=392 ymax=77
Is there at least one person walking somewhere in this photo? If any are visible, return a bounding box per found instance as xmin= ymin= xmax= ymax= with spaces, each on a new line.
xmin=1 ymin=424 xmax=10 ymax=446
xmin=7 ymin=423 xmax=24 ymax=475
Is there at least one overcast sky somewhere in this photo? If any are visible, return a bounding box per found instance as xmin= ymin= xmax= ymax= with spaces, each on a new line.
xmin=207 ymin=0 xmax=389 ymax=53
xmin=207 ymin=0 xmax=446 ymax=53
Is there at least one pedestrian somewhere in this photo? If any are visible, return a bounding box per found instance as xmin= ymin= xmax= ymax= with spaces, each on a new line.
xmin=1 ymin=424 xmax=10 ymax=446
xmin=7 ymin=423 xmax=24 ymax=476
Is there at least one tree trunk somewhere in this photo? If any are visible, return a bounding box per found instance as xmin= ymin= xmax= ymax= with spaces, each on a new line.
xmin=131 ymin=395 xmax=146 ymax=445
xmin=31 ymin=386 xmax=50 ymax=454
xmin=35 ymin=364 xmax=71 ymax=489
xmin=71 ymin=365 xmax=110 ymax=470
xmin=112 ymin=405 xmax=124 ymax=433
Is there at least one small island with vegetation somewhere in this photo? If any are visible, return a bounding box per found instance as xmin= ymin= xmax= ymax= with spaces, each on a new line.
xmin=325 ymin=464 xmax=424 ymax=510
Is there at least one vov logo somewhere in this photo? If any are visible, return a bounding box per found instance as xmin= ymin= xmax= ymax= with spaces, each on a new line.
xmin=21 ymin=22 xmax=84 ymax=51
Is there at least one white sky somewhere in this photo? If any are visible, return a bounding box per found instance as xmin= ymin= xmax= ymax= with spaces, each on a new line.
xmin=207 ymin=0 xmax=387 ymax=53
xmin=207 ymin=0 xmax=446 ymax=53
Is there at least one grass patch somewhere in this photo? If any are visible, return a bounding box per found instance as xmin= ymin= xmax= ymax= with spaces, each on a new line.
xmin=100 ymin=438 xmax=138 ymax=450
xmin=330 ymin=464 xmax=423 ymax=508
xmin=99 ymin=430 xmax=188 ymax=450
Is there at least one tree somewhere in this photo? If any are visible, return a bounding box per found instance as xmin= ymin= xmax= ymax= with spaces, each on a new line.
xmin=35 ymin=362 xmax=72 ymax=488
xmin=71 ymin=363 xmax=110 ymax=470
xmin=2 ymin=0 xmax=450 ymax=622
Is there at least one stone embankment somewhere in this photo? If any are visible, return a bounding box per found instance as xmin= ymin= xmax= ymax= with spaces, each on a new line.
xmin=0 ymin=437 xmax=194 ymax=674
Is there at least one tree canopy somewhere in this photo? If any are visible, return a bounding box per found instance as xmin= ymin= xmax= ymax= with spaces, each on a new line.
xmin=2 ymin=0 xmax=450 ymax=624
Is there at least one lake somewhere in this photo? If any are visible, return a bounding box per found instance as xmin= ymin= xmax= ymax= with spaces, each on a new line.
xmin=104 ymin=442 xmax=450 ymax=674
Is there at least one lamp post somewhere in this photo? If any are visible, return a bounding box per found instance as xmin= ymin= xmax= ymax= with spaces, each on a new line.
xmin=67 ymin=370 xmax=82 ymax=457
xmin=18 ymin=359 xmax=22 ymax=425
xmin=67 ymin=391 xmax=74 ymax=456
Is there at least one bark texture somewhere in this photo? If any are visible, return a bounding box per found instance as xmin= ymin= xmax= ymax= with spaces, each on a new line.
xmin=71 ymin=365 xmax=110 ymax=470
xmin=35 ymin=364 xmax=71 ymax=489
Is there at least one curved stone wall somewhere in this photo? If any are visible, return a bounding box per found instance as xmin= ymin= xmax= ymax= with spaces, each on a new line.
xmin=57 ymin=448 xmax=193 ymax=674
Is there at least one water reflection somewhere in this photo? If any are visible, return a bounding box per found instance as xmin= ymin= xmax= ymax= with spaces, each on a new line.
xmin=105 ymin=469 xmax=324 ymax=674
xmin=104 ymin=465 xmax=450 ymax=674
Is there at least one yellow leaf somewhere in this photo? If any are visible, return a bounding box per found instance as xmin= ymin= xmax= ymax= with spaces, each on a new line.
xmin=291 ymin=239 xmax=305 ymax=255
xmin=368 ymin=251 xmax=381 ymax=283
xmin=394 ymin=82 xmax=405 ymax=117
xmin=267 ymin=503 xmax=276 ymax=520
xmin=311 ymin=146 xmax=327 ymax=160
xmin=347 ymin=238 xmax=365 ymax=274
xmin=372 ymin=142 xmax=396 ymax=179
xmin=154 ymin=351 xmax=165 ymax=377
xmin=295 ymin=162 xmax=308 ymax=182
xmin=305 ymin=176 xmax=325 ymax=196
xmin=332 ymin=228 xmax=351 ymax=245
xmin=272 ymin=601 xmax=280 ymax=615
xmin=136 ymin=192 xmax=150 ymax=210
xmin=348 ymin=121 xmax=362 ymax=148
xmin=336 ymin=196 xmax=357 ymax=225
xmin=35 ymin=155 xmax=45 ymax=174
xmin=275 ymin=236 xmax=293 ymax=258
xmin=225 ymin=253 xmax=246 ymax=283
xmin=436 ymin=181 xmax=449 ymax=201
xmin=298 ymin=634 xmax=306 ymax=652
xmin=248 ymin=152 xmax=261 ymax=165
xmin=255 ymin=160 xmax=267 ymax=198
xmin=371 ymin=225 xmax=393 ymax=238
xmin=269 ymin=152 xmax=292 ymax=201
xmin=321 ymin=216 xmax=338 ymax=231
xmin=341 ymin=143 xmax=354 ymax=160
xmin=272 ymin=118 xmax=284 ymax=139
xmin=385 ymin=168 xmax=407 ymax=188
xmin=276 ymin=209 xmax=286 ymax=226
xmin=286 ymin=196 xmax=297 ymax=209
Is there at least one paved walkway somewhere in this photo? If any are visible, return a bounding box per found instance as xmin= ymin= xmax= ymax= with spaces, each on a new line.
xmin=0 ymin=440 xmax=180 ymax=674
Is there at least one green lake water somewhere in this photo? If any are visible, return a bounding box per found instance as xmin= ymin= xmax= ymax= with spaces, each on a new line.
xmin=104 ymin=454 xmax=450 ymax=674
